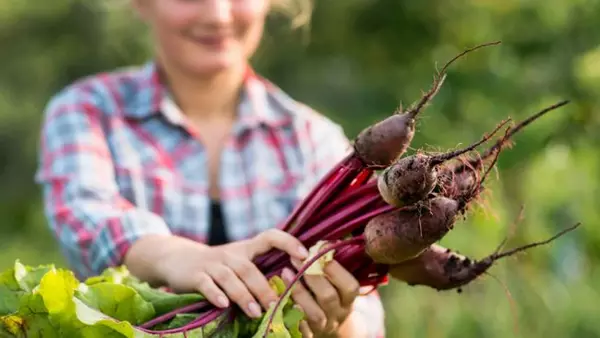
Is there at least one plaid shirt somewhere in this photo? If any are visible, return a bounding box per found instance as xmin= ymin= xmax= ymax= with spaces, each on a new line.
xmin=35 ymin=61 xmax=385 ymax=336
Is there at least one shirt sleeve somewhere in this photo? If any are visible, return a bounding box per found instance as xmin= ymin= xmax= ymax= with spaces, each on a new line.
xmin=35 ymin=88 xmax=173 ymax=279
xmin=301 ymin=108 xmax=386 ymax=337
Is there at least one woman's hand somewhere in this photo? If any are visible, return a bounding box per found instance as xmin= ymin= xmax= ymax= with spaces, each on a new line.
xmin=126 ymin=229 xmax=309 ymax=319
xmin=281 ymin=259 xmax=362 ymax=338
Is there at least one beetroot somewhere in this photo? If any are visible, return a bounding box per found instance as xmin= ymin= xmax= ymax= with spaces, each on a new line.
xmin=363 ymin=196 xmax=460 ymax=265
xmin=377 ymin=119 xmax=510 ymax=208
xmin=389 ymin=223 xmax=580 ymax=291
xmin=353 ymin=41 xmax=501 ymax=168
xmin=110 ymin=41 xmax=578 ymax=338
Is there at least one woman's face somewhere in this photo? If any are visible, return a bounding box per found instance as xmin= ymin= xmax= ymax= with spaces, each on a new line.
xmin=135 ymin=0 xmax=270 ymax=76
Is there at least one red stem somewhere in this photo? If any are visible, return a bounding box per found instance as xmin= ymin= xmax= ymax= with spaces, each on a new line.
xmin=255 ymin=157 xmax=365 ymax=268
xmin=300 ymin=194 xmax=382 ymax=243
xmin=318 ymin=204 xmax=396 ymax=242
xmin=258 ymin=194 xmax=384 ymax=271
xmin=136 ymin=307 xmax=226 ymax=334
xmin=138 ymin=300 xmax=210 ymax=329
xmin=280 ymin=152 xmax=355 ymax=233
xmin=291 ymin=158 xmax=367 ymax=236
xmin=311 ymin=179 xmax=379 ymax=223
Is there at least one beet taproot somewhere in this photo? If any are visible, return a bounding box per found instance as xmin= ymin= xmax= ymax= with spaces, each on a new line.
xmin=354 ymin=41 xmax=501 ymax=168
xmin=364 ymin=196 xmax=460 ymax=265
xmin=377 ymin=119 xmax=510 ymax=208
xmin=389 ymin=223 xmax=580 ymax=291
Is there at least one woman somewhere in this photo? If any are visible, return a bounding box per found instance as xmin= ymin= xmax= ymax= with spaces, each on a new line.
xmin=35 ymin=0 xmax=385 ymax=337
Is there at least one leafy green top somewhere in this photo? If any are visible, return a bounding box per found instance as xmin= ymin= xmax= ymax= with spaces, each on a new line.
xmin=0 ymin=260 xmax=304 ymax=338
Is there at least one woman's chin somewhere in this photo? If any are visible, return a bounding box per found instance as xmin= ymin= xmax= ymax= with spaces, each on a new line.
xmin=186 ymin=56 xmax=243 ymax=78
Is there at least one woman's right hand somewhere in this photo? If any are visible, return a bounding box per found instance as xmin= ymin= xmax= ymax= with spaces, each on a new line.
xmin=148 ymin=229 xmax=309 ymax=319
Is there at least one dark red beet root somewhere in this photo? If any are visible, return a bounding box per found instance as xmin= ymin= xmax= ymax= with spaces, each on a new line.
xmin=364 ymin=196 xmax=460 ymax=265
xmin=377 ymin=153 xmax=440 ymax=207
xmin=354 ymin=113 xmax=418 ymax=168
xmin=389 ymin=222 xmax=581 ymax=291
xmin=388 ymin=244 xmax=472 ymax=290
xmin=378 ymin=119 xmax=510 ymax=208
xmin=354 ymin=41 xmax=502 ymax=168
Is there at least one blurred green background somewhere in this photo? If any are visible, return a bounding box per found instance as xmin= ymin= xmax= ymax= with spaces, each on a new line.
xmin=1 ymin=0 xmax=599 ymax=337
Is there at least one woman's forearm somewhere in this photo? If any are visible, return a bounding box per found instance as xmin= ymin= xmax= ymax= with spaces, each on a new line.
xmin=123 ymin=234 xmax=190 ymax=287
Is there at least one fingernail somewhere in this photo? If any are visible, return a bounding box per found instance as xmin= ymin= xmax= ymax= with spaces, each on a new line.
xmin=248 ymin=301 xmax=262 ymax=318
xmin=298 ymin=246 xmax=309 ymax=258
xmin=217 ymin=296 xmax=229 ymax=308
xmin=282 ymin=268 xmax=294 ymax=282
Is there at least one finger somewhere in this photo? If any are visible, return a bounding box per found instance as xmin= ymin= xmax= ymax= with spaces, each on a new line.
xmin=299 ymin=320 xmax=314 ymax=338
xmin=291 ymin=259 xmax=343 ymax=318
xmin=322 ymin=260 xmax=361 ymax=307
xmin=192 ymin=272 xmax=230 ymax=309
xmin=207 ymin=265 xmax=262 ymax=319
xmin=247 ymin=229 xmax=309 ymax=261
xmin=226 ymin=255 xmax=278 ymax=309
xmin=293 ymin=304 xmax=314 ymax=338
xmin=282 ymin=267 xmax=328 ymax=333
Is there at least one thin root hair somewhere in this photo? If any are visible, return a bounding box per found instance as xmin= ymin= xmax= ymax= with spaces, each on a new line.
xmin=430 ymin=119 xmax=512 ymax=166
xmin=490 ymin=222 xmax=581 ymax=262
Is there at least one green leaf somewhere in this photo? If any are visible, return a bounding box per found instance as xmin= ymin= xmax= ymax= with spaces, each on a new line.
xmin=282 ymin=307 xmax=304 ymax=338
xmin=0 ymin=264 xmax=74 ymax=336
xmin=73 ymin=297 xmax=138 ymax=337
xmin=0 ymin=268 xmax=24 ymax=315
xmin=0 ymin=315 xmax=26 ymax=337
xmin=251 ymin=276 xmax=305 ymax=338
xmin=127 ymin=282 xmax=204 ymax=316
xmin=85 ymin=265 xmax=204 ymax=317
xmin=200 ymin=314 xmax=239 ymax=338
xmin=75 ymin=282 xmax=156 ymax=325
xmin=37 ymin=268 xmax=79 ymax=315
xmin=84 ymin=265 xmax=139 ymax=286
xmin=0 ymin=262 xmax=259 ymax=338
xmin=13 ymin=260 xmax=54 ymax=293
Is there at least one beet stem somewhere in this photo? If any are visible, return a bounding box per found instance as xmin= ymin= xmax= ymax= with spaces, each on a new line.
xmin=306 ymin=204 xmax=395 ymax=243
xmin=136 ymin=308 xmax=226 ymax=334
xmin=259 ymin=194 xmax=385 ymax=271
xmin=292 ymin=158 xmax=367 ymax=236
xmin=281 ymin=152 xmax=354 ymax=232
xmin=311 ymin=179 xmax=378 ymax=221
xmin=138 ymin=301 xmax=210 ymax=329
xmin=430 ymin=118 xmax=511 ymax=166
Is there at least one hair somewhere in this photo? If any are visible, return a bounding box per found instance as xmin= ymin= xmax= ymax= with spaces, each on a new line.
xmin=270 ymin=0 xmax=314 ymax=29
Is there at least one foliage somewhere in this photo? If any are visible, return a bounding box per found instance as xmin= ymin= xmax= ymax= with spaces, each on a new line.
xmin=0 ymin=0 xmax=599 ymax=337
xmin=0 ymin=261 xmax=303 ymax=337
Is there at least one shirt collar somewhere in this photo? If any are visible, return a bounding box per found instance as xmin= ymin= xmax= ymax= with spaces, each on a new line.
xmin=124 ymin=61 xmax=291 ymax=130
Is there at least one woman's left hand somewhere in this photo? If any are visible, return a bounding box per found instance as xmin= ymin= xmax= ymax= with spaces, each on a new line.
xmin=281 ymin=259 xmax=361 ymax=338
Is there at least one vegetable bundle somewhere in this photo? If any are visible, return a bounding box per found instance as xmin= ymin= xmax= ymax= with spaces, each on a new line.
xmin=0 ymin=41 xmax=580 ymax=338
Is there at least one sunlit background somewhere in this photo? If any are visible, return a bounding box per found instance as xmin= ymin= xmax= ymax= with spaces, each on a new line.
xmin=1 ymin=1 xmax=599 ymax=337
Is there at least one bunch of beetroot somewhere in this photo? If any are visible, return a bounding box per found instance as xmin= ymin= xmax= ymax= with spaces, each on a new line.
xmin=136 ymin=41 xmax=580 ymax=337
